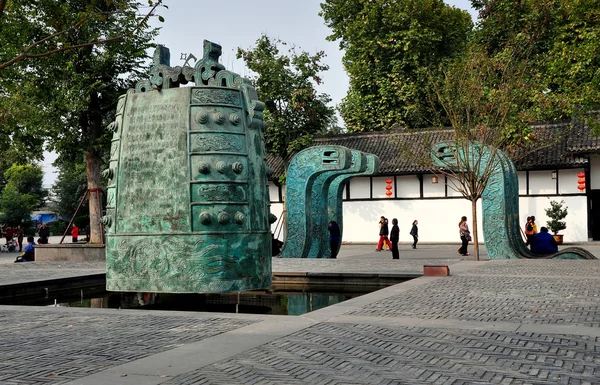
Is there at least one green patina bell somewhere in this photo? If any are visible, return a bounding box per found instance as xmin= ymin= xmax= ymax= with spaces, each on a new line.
xmin=103 ymin=41 xmax=273 ymax=293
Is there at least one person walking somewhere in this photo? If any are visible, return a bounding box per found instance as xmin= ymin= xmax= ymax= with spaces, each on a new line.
xmin=16 ymin=225 xmax=24 ymax=252
xmin=458 ymin=216 xmax=471 ymax=256
xmin=71 ymin=224 xmax=79 ymax=243
xmin=328 ymin=221 xmax=341 ymax=259
xmin=409 ymin=220 xmax=419 ymax=249
xmin=390 ymin=218 xmax=400 ymax=259
xmin=376 ymin=216 xmax=392 ymax=251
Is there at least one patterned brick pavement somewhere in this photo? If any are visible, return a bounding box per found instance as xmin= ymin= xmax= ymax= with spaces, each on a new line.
xmin=161 ymin=323 xmax=600 ymax=385
xmin=0 ymin=262 xmax=105 ymax=285
xmin=347 ymin=275 xmax=600 ymax=327
xmin=459 ymin=259 xmax=600 ymax=278
xmin=0 ymin=247 xmax=599 ymax=384
xmin=0 ymin=309 xmax=256 ymax=385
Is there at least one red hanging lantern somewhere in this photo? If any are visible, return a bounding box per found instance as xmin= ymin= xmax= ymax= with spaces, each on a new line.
xmin=577 ymin=172 xmax=586 ymax=192
xmin=385 ymin=179 xmax=393 ymax=198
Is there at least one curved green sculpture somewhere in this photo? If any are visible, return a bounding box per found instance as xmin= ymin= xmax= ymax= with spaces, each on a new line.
xmin=322 ymin=152 xmax=379 ymax=258
xmin=281 ymin=146 xmax=379 ymax=258
xmin=280 ymin=146 xmax=353 ymax=258
xmin=104 ymin=41 xmax=274 ymax=293
xmin=432 ymin=141 xmax=596 ymax=260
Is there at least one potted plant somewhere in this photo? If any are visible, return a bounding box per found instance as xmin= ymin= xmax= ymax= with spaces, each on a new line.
xmin=545 ymin=199 xmax=568 ymax=244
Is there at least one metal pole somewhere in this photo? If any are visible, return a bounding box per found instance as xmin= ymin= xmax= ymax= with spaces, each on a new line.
xmin=59 ymin=189 xmax=89 ymax=244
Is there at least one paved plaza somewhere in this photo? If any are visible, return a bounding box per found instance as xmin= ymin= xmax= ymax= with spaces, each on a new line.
xmin=0 ymin=243 xmax=598 ymax=384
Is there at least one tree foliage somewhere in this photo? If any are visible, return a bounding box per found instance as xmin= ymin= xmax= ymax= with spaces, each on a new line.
xmin=237 ymin=35 xmax=337 ymax=172
xmin=0 ymin=0 xmax=161 ymax=243
xmin=320 ymin=0 xmax=473 ymax=131
xmin=0 ymin=163 xmax=45 ymax=225
xmin=400 ymin=44 xmax=560 ymax=260
xmin=471 ymin=0 xmax=600 ymax=129
xmin=50 ymin=160 xmax=89 ymax=223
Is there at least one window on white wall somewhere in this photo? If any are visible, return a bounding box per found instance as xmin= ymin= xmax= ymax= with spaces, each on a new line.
xmin=559 ymin=168 xmax=583 ymax=194
xmin=396 ymin=175 xmax=420 ymax=198
xmin=349 ymin=177 xmax=371 ymax=199
xmin=529 ymin=170 xmax=557 ymax=195
xmin=268 ymin=183 xmax=280 ymax=203
xmin=373 ymin=176 xmax=393 ymax=198
xmin=446 ymin=176 xmax=463 ymax=197
xmin=423 ymin=174 xmax=445 ymax=197
xmin=518 ymin=172 xmax=527 ymax=195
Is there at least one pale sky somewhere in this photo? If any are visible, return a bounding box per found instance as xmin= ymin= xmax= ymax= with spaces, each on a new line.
xmin=42 ymin=0 xmax=476 ymax=187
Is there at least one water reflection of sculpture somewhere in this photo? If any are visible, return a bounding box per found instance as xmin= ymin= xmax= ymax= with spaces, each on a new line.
xmin=431 ymin=141 xmax=596 ymax=260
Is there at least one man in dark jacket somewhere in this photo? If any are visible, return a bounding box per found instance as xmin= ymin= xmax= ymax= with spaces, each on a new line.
xmin=390 ymin=218 xmax=400 ymax=259
xmin=531 ymin=227 xmax=558 ymax=254
xmin=38 ymin=223 xmax=50 ymax=244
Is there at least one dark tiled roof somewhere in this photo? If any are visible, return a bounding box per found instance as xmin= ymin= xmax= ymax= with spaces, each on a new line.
xmin=566 ymin=122 xmax=600 ymax=153
xmin=515 ymin=122 xmax=588 ymax=170
xmin=266 ymin=123 xmax=596 ymax=179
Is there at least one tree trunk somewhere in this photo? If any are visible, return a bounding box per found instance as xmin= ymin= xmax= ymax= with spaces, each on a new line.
xmin=471 ymin=199 xmax=479 ymax=261
xmin=86 ymin=151 xmax=103 ymax=244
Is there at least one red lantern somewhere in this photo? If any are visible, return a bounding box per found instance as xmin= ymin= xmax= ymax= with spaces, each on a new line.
xmin=385 ymin=178 xmax=393 ymax=198
xmin=577 ymin=172 xmax=586 ymax=192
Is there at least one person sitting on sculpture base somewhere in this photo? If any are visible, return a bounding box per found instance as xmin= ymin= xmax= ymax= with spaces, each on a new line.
xmin=530 ymin=227 xmax=558 ymax=254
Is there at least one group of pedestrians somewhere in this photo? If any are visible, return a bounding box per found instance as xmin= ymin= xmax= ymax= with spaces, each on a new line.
xmin=326 ymin=213 xmax=559 ymax=260
xmin=524 ymin=216 xmax=558 ymax=254
xmin=374 ymin=216 xmax=419 ymax=260
xmin=0 ymin=225 xmax=25 ymax=252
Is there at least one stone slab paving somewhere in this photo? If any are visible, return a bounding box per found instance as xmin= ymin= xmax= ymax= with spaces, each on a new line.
xmin=0 ymin=262 xmax=105 ymax=284
xmin=0 ymin=308 xmax=257 ymax=385
xmin=161 ymin=323 xmax=599 ymax=385
xmin=0 ymin=246 xmax=599 ymax=384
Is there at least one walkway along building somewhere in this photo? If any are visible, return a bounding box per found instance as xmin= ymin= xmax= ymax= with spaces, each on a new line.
xmin=266 ymin=122 xmax=600 ymax=244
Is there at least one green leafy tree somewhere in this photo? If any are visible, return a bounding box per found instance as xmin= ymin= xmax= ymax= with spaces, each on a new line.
xmin=320 ymin=0 xmax=473 ymax=131
xmin=0 ymin=0 xmax=162 ymax=243
xmin=3 ymin=164 xmax=46 ymax=209
xmin=399 ymin=44 xmax=562 ymax=260
xmin=237 ymin=35 xmax=337 ymax=174
xmin=0 ymin=0 xmax=164 ymax=70
xmin=0 ymin=184 xmax=38 ymax=225
xmin=50 ymin=160 xmax=89 ymax=225
xmin=471 ymin=0 xmax=600 ymax=129
xmin=0 ymin=163 xmax=45 ymax=225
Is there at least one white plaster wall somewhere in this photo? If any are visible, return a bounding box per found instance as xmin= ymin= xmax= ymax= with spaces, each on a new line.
xmin=349 ymin=176 xmax=370 ymax=199
xmin=423 ymin=174 xmax=446 ymax=198
xmin=339 ymin=198 xmax=484 ymax=244
xmin=270 ymin=202 xmax=284 ymax=240
xmin=396 ymin=175 xmax=420 ymax=198
xmin=269 ymin=177 xmax=589 ymax=244
xmin=518 ymin=172 xmax=527 ymax=195
xmin=559 ymin=168 xmax=584 ymax=194
xmin=529 ymin=170 xmax=557 ymax=194
xmin=518 ymin=195 xmax=587 ymax=243
xmin=372 ymin=176 xmax=392 ymax=199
